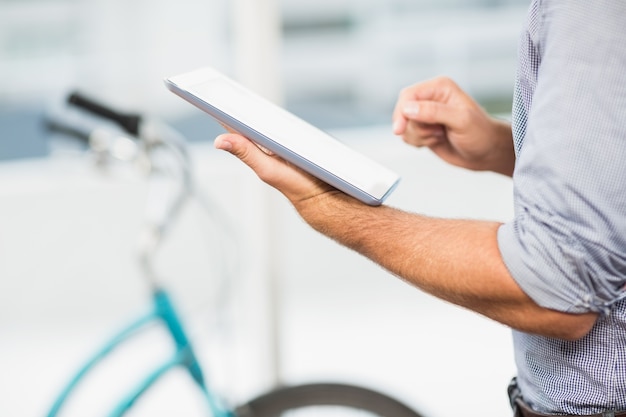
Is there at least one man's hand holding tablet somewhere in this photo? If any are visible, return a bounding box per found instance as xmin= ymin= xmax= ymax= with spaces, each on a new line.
xmin=164 ymin=67 xmax=400 ymax=206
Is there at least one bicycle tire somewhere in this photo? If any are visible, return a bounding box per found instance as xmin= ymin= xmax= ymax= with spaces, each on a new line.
xmin=234 ymin=382 xmax=425 ymax=417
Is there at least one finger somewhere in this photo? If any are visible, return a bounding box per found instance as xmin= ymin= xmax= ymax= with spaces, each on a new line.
xmin=393 ymin=91 xmax=417 ymax=134
xmin=401 ymin=100 xmax=463 ymax=130
xmin=411 ymin=121 xmax=446 ymax=139
xmin=392 ymin=116 xmax=407 ymax=135
xmin=407 ymin=76 xmax=457 ymax=102
xmin=392 ymin=81 xmax=441 ymax=133
xmin=217 ymin=122 xmax=239 ymax=135
xmin=392 ymin=88 xmax=420 ymax=133
xmin=393 ymin=77 xmax=448 ymax=111
xmin=402 ymin=121 xmax=445 ymax=147
xmin=392 ymin=76 xmax=459 ymax=129
xmin=405 ymin=136 xmax=442 ymax=148
xmin=214 ymin=133 xmax=234 ymax=151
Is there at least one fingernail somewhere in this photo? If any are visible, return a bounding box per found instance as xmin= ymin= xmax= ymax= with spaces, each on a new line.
xmin=214 ymin=135 xmax=232 ymax=151
xmin=392 ymin=120 xmax=402 ymax=134
xmin=403 ymin=103 xmax=419 ymax=117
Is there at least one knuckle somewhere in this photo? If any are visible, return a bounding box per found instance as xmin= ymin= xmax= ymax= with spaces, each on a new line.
xmin=433 ymin=75 xmax=455 ymax=87
xmin=403 ymin=122 xmax=427 ymax=147
xmin=402 ymin=135 xmax=423 ymax=147
xmin=418 ymin=102 xmax=436 ymax=122
xmin=397 ymin=86 xmax=414 ymax=101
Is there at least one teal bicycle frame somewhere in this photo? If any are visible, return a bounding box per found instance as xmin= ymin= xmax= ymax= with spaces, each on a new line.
xmin=46 ymin=287 xmax=233 ymax=417
xmin=44 ymin=92 xmax=238 ymax=417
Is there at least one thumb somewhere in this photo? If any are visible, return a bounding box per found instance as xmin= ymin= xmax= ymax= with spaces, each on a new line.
xmin=214 ymin=133 xmax=271 ymax=174
xmin=214 ymin=133 xmax=235 ymax=152
xmin=215 ymin=132 xmax=303 ymax=191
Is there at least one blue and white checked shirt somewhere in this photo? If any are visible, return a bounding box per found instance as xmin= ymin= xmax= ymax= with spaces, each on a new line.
xmin=496 ymin=0 xmax=626 ymax=414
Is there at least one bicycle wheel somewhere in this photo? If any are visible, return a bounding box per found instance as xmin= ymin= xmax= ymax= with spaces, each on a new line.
xmin=234 ymin=382 xmax=426 ymax=417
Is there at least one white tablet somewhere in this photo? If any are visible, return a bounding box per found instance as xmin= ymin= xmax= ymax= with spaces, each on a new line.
xmin=164 ymin=67 xmax=400 ymax=206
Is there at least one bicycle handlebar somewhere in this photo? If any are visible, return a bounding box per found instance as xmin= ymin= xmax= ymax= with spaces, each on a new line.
xmin=43 ymin=118 xmax=91 ymax=144
xmin=68 ymin=92 xmax=141 ymax=136
xmin=43 ymin=91 xmax=238 ymax=301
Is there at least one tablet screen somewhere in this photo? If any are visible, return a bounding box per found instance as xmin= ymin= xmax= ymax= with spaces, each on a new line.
xmin=165 ymin=67 xmax=400 ymax=204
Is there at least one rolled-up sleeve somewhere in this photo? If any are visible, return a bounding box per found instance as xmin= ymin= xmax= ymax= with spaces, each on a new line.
xmin=497 ymin=1 xmax=626 ymax=314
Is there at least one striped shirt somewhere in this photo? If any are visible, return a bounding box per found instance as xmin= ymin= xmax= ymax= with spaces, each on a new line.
xmin=496 ymin=0 xmax=626 ymax=414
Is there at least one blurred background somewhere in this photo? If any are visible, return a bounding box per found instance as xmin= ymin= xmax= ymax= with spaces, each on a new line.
xmin=1 ymin=0 xmax=527 ymax=416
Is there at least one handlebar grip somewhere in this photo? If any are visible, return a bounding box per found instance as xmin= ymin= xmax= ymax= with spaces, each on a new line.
xmin=68 ymin=92 xmax=141 ymax=136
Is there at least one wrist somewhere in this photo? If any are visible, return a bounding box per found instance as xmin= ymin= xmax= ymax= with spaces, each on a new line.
xmin=489 ymin=119 xmax=515 ymax=176
xmin=294 ymin=190 xmax=361 ymax=233
xmin=467 ymin=117 xmax=514 ymax=175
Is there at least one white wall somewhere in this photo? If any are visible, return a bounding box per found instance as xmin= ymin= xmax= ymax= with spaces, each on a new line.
xmin=0 ymin=125 xmax=516 ymax=417
xmin=0 ymin=1 xmax=526 ymax=123
xmin=281 ymin=6 xmax=525 ymax=111
xmin=0 ymin=0 xmax=230 ymax=116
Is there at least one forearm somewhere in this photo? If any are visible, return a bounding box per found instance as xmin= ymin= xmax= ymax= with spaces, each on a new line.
xmin=213 ymin=131 xmax=595 ymax=339
xmin=297 ymin=192 xmax=597 ymax=340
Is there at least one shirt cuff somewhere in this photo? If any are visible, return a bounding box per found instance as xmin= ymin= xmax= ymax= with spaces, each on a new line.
xmin=497 ymin=218 xmax=612 ymax=314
